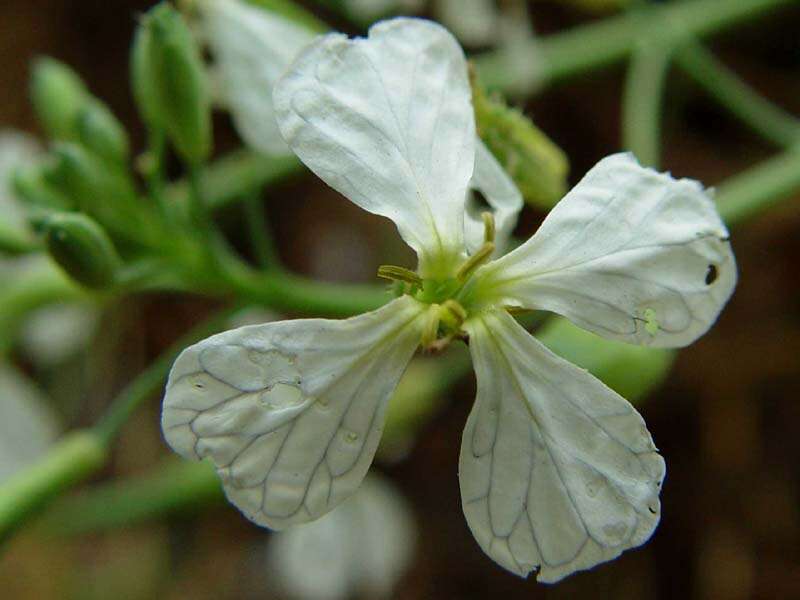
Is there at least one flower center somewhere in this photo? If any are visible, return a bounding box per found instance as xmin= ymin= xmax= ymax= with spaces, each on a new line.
xmin=377 ymin=212 xmax=498 ymax=351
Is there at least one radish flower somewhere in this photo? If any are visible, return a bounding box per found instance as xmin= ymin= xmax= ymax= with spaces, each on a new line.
xmin=162 ymin=18 xmax=736 ymax=582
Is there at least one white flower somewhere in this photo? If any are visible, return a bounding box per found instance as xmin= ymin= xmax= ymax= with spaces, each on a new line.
xmin=267 ymin=474 xmax=415 ymax=600
xmin=161 ymin=18 xmax=736 ymax=582
xmin=0 ymin=364 xmax=60 ymax=482
xmin=198 ymin=0 xmax=522 ymax=245
xmin=198 ymin=0 xmax=318 ymax=156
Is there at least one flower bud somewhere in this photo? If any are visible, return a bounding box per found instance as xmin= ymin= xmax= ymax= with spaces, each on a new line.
xmin=43 ymin=213 xmax=121 ymax=289
xmin=46 ymin=143 xmax=151 ymax=244
xmin=132 ymin=3 xmax=212 ymax=164
xmin=11 ymin=164 xmax=74 ymax=211
xmin=471 ymin=70 xmax=569 ymax=210
xmin=30 ymin=58 xmax=89 ymax=141
xmin=76 ymin=100 xmax=130 ymax=165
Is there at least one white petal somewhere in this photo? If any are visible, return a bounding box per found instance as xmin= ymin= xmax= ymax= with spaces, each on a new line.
xmin=476 ymin=153 xmax=736 ymax=347
xmin=161 ymin=296 xmax=426 ymax=529
xmin=460 ymin=309 xmax=665 ymax=582
xmin=464 ymin=138 xmax=523 ymax=256
xmin=273 ymin=18 xmax=476 ymax=273
xmin=200 ymin=0 xmax=317 ymax=156
xmin=268 ymin=474 xmax=415 ymax=600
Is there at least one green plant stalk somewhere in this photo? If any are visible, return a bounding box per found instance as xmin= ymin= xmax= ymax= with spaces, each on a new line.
xmin=40 ymin=459 xmax=223 ymax=536
xmin=715 ymin=147 xmax=800 ymax=227
xmin=167 ymin=150 xmax=303 ymax=212
xmin=622 ymin=40 xmax=675 ymax=168
xmin=675 ymin=41 xmax=800 ymax=148
xmin=0 ymin=432 xmax=106 ymax=546
xmin=243 ymin=191 xmax=280 ymax=270
xmin=210 ymin=262 xmax=390 ymax=317
xmin=474 ymin=0 xmax=796 ymax=94
xmin=0 ymin=308 xmax=233 ymax=545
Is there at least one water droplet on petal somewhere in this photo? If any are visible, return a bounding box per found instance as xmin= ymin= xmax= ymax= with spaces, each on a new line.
xmin=260 ymin=383 xmax=304 ymax=410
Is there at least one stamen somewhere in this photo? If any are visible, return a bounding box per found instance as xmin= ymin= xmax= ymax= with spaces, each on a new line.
xmin=456 ymin=242 xmax=495 ymax=282
xmin=482 ymin=211 xmax=495 ymax=244
xmin=421 ymin=307 xmax=441 ymax=347
xmin=377 ymin=265 xmax=423 ymax=286
xmin=440 ymin=299 xmax=467 ymax=330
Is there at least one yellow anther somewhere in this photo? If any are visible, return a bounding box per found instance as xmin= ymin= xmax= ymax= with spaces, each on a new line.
xmin=482 ymin=211 xmax=495 ymax=244
xmin=377 ymin=265 xmax=422 ymax=286
xmin=420 ymin=306 xmax=441 ymax=347
xmin=440 ymin=299 xmax=467 ymax=330
xmin=456 ymin=242 xmax=495 ymax=282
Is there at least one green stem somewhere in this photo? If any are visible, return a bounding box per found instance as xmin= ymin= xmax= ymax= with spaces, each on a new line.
xmin=93 ymin=308 xmax=235 ymax=445
xmin=0 ymin=432 xmax=106 ymax=546
xmin=243 ymin=191 xmax=281 ymax=270
xmin=0 ymin=308 xmax=232 ymax=545
xmin=40 ymin=460 xmax=223 ymax=536
xmin=622 ymin=39 xmax=675 ymax=168
xmin=474 ymin=0 xmax=796 ymax=94
xmin=715 ymin=147 xmax=800 ymax=227
xmin=675 ymin=41 xmax=800 ymax=148
xmin=167 ymin=151 xmax=303 ymax=213
xmin=212 ymin=261 xmax=390 ymax=317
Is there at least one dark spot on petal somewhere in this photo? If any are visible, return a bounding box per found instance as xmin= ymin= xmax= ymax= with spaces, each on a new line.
xmin=705 ymin=264 xmax=718 ymax=285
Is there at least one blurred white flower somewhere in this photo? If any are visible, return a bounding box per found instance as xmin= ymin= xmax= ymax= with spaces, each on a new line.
xmin=198 ymin=0 xmax=318 ymax=156
xmin=18 ymin=302 xmax=99 ymax=367
xmin=0 ymin=364 xmax=60 ymax=482
xmin=268 ymin=475 xmax=415 ymax=600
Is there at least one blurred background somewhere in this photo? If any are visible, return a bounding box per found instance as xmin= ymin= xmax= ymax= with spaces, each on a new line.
xmin=1 ymin=0 xmax=800 ymax=598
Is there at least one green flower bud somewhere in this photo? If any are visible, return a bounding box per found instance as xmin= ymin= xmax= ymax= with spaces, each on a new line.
xmin=471 ymin=69 xmax=569 ymax=210
xmin=132 ymin=3 xmax=212 ymax=165
xmin=46 ymin=143 xmax=152 ymax=244
xmin=43 ymin=213 xmax=121 ymax=289
xmin=12 ymin=164 xmax=74 ymax=211
xmin=30 ymin=57 xmax=89 ymax=141
xmin=76 ymin=100 xmax=130 ymax=165
xmin=244 ymin=0 xmax=328 ymax=33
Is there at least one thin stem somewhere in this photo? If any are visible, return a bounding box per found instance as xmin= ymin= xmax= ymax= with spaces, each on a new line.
xmin=40 ymin=460 xmax=223 ymax=536
xmin=0 ymin=308 xmax=233 ymax=545
xmin=243 ymin=190 xmax=281 ymax=270
xmin=474 ymin=0 xmax=796 ymax=94
xmin=143 ymin=129 xmax=171 ymax=223
xmin=167 ymin=151 xmax=303 ymax=213
xmin=715 ymin=147 xmax=800 ymax=227
xmin=213 ymin=262 xmax=390 ymax=317
xmin=0 ymin=432 xmax=106 ymax=546
xmin=93 ymin=308 xmax=236 ymax=445
xmin=675 ymin=41 xmax=800 ymax=148
xmin=622 ymin=39 xmax=675 ymax=168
